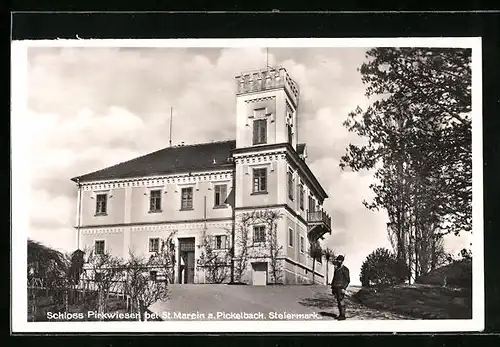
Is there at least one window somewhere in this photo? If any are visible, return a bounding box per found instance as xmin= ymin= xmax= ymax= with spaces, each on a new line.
xmin=181 ymin=187 xmax=193 ymax=210
xmin=214 ymin=184 xmax=227 ymax=207
xmin=149 ymin=189 xmax=162 ymax=212
xmin=253 ymin=168 xmax=267 ymax=193
xmin=288 ymin=228 xmax=294 ymax=247
xmin=94 ymin=272 xmax=103 ymax=282
xmin=287 ymin=123 xmax=293 ymax=144
xmin=149 ymin=271 xmax=157 ymax=281
xmin=288 ymin=171 xmax=294 ymax=200
xmin=253 ymin=119 xmax=267 ymax=145
xmin=214 ymin=235 xmax=228 ymax=249
xmin=300 ymin=236 xmax=304 ymax=253
xmin=95 ymin=194 xmax=107 ymax=215
xmin=253 ymin=225 xmax=266 ymax=243
xmin=149 ymin=238 xmax=160 ymax=253
xmin=95 ymin=240 xmax=105 ymax=255
xmin=299 ymin=184 xmax=304 ymax=210
xmin=308 ymin=195 xmax=315 ymax=213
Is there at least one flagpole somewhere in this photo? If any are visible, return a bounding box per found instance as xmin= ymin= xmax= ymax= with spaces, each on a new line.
xmin=266 ymin=47 xmax=268 ymax=69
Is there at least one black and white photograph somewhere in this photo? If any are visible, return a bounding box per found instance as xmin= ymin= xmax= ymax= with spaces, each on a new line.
xmin=11 ymin=38 xmax=483 ymax=332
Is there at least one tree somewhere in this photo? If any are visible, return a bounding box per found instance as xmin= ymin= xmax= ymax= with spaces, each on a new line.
xmin=233 ymin=212 xmax=254 ymax=283
xmin=28 ymin=239 xmax=68 ymax=286
xmin=309 ymin=241 xmax=323 ymax=284
xmin=262 ymin=210 xmax=284 ymax=284
xmin=27 ymin=239 xmax=69 ymax=321
xmin=148 ymin=231 xmax=177 ymax=284
xmin=322 ymin=248 xmax=335 ymax=284
xmin=124 ymin=251 xmax=169 ymax=321
xmin=67 ymin=249 xmax=85 ymax=284
xmin=197 ymin=228 xmax=231 ymax=283
xmin=86 ymin=249 xmax=124 ymax=320
xmin=360 ymin=247 xmax=409 ymax=287
xmin=340 ymin=48 xmax=472 ymax=282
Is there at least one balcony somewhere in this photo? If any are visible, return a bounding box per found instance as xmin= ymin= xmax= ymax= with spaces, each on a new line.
xmin=307 ymin=210 xmax=332 ymax=241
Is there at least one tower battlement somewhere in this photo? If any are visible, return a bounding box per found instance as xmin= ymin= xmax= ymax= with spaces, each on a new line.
xmin=235 ymin=67 xmax=299 ymax=105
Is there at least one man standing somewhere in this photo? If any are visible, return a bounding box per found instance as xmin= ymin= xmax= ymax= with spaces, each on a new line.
xmin=331 ymin=255 xmax=350 ymax=320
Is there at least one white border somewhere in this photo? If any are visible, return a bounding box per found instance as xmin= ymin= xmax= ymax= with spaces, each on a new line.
xmin=11 ymin=37 xmax=483 ymax=333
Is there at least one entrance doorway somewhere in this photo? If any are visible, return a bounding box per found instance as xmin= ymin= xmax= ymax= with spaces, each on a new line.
xmin=251 ymin=262 xmax=268 ymax=286
xmin=178 ymin=238 xmax=195 ymax=284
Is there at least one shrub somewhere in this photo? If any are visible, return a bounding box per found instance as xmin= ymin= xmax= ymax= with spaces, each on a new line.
xmin=417 ymin=259 xmax=472 ymax=288
xmin=360 ymin=247 xmax=408 ymax=287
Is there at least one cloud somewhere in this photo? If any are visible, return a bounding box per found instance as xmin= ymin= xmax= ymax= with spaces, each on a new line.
xmin=23 ymin=46 xmax=470 ymax=285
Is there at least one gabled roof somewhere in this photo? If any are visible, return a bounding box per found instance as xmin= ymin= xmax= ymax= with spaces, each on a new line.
xmin=72 ymin=140 xmax=236 ymax=183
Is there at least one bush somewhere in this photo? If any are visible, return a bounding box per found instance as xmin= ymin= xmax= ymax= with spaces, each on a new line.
xmin=360 ymin=247 xmax=408 ymax=287
xmin=417 ymin=259 xmax=471 ymax=288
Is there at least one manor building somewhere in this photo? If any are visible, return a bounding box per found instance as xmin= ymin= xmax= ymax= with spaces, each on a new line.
xmin=72 ymin=67 xmax=332 ymax=285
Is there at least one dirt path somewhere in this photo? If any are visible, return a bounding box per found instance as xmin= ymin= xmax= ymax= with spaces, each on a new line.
xmin=150 ymin=284 xmax=414 ymax=321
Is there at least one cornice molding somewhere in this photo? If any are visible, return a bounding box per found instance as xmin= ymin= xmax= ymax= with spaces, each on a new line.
xmin=81 ymin=219 xmax=233 ymax=235
xmin=233 ymin=150 xmax=287 ymax=165
xmin=81 ymin=170 xmax=234 ymax=191
xmin=78 ymin=217 xmax=233 ymax=231
xmin=244 ymin=96 xmax=276 ymax=104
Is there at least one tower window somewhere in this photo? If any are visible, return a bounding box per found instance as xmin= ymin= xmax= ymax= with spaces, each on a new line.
xmin=253 ymin=225 xmax=266 ymax=243
xmin=214 ymin=235 xmax=228 ymax=249
xmin=288 ymin=171 xmax=294 ymax=200
xmin=299 ymin=184 xmax=304 ymax=210
xmin=308 ymin=195 xmax=316 ymax=213
xmin=149 ymin=189 xmax=162 ymax=212
xmin=253 ymin=119 xmax=267 ymax=145
xmin=287 ymin=123 xmax=293 ymax=144
xmin=253 ymin=168 xmax=267 ymax=193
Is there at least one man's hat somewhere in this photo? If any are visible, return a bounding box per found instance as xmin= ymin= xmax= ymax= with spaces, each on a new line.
xmin=335 ymin=255 xmax=345 ymax=261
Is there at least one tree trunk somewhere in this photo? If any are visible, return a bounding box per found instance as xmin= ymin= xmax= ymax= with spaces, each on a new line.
xmin=325 ymin=262 xmax=329 ymax=285
xmin=312 ymin=259 xmax=316 ymax=284
xmin=98 ymin=290 xmax=105 ymax=321
xmin=64 ymin=289 xmax=69 ymax=312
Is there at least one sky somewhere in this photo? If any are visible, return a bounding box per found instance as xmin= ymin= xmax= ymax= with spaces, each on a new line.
xmin=24 ymin=45 xmax=471 ymax=285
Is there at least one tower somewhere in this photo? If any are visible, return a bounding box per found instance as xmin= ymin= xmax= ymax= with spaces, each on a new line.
xmin=235 ymin=67 xmax=300 ymax=151
xmin=231 ymin=67 xmax=306 ymax=285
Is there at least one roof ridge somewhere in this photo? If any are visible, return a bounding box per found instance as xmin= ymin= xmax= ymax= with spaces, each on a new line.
xmin=71 ymin=139 xmax=237 ymax=182
xmin=171 ymin=139 xmax=236 ymax=148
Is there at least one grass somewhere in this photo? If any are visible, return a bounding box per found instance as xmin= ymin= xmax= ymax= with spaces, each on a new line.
xmin=354 ymin=283 xmax=472 ymax=319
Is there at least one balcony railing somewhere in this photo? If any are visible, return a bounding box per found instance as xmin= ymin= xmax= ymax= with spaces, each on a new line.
xmin=307 ymin=210 xmax=332 ymax=231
